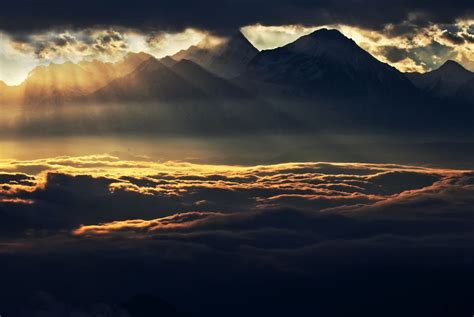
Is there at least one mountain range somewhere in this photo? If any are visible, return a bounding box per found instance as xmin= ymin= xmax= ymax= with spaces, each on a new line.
xmin=0 ymin=52 xmax=151 ymax=105
xmin=1 ymin=28 xmax=473 ymax=134
xmin=245 ymin=29 xmax=416 ymax=100
xmin=172 ymin=31 xmax=259 ymax=78
xmin=407 ymin=60 xmax=474 ymax=99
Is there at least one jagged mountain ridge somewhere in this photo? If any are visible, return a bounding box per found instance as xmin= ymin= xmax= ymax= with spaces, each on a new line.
xmin=406 ymin=60 xmax=474 ymax=99
xmin=0 ymin=52 xmax=153 ymax=105
xmin=0 ymin=28 xmax=472 ymax=134
xmin=90 ymin=57 xmax=208 ymax=101
xmin=244 ymin=28 xmax=416 ymax=99
xmin=90 ymin=57 xmax=252 ymax=102
xmin=172 ymin=32 xmax=259 ymax=78
xmin=159 ymin=56 xmax=178 ymax=67
xmin=170 ymin=59 xmax=251 ymax=99
xmin=3 ymin=30 xmax=473 ymax=106
xmin=82 ymin=57 xmax=283 ymax=134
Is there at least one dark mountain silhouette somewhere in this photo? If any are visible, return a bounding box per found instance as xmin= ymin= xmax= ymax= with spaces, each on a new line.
xmin=171 ymin=59 xmax=250 ymax=98
xmin=406 ymin=60 xmax=474 ymax=99
xmin=84 ymin=56 xmax=285 ymax=135
xmin=1 ymin=29 xmax=473 ymax=135
xmin=118 ymin=52 xmax=154 ymax=70
xmin=244 ymin=28 xmax=416 ymax=100
xmin=160 ymin=56 xmax=178 ymax=67
xmin=173 ymin=31 xmax=258 ymax=78
xmin=89 ymin=57 xmax=255 ymax=102
xmin=457 ymin=77 xmax=474 ymax=103
xmin=90 ymin=57 xmax=207 ymax=101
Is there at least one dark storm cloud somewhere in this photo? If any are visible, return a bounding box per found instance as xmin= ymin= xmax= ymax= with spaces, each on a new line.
xmin=1 ymin=0 xmax=473 ymax=35
xmin=0 ymin=172 xmax=36 ymax=186
xmin=379 ymin=46 xmax=410 ymax=63
xmin=10 ymin=29 xmax=129 ymax=60
xmin=441 ymin=31 xmax=466 ymax=44
xmin=377 ymin=40 xmax=455 ymax=70
xmin=462 ymin=32 xmax=474 ymax=43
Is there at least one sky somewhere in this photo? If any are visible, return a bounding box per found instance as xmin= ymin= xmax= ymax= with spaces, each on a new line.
xmin=0 ymin=1 xmax=473 ymax=85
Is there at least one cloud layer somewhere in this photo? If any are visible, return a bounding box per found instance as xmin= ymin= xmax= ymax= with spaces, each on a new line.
xmin=1 ymin=155 xmax=474 ymax=315
xmin=0 ymin=155 xmax=468 ymax=233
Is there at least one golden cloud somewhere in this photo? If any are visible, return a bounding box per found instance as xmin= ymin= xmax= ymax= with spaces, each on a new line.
xmin=0 ymin=154 xmax=469 ymax=238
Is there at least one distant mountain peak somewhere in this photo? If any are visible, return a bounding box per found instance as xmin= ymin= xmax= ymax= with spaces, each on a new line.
xmin=171 ymin=31 xmax=258 ymax=78
xmin=226 ymin=31 xmax=256 ymax=47
xmin=258 ymin=27 xmax=381 ymax=76
xmin=134 ymin=57 xmax=165 ymax=73
xmin=124 ymin=51 xmax=153 ymax=59
xmin=406 ymin=59 xmax=473 ymax=98
xmin=122 ymin=52 xmax=154 ymax=65
xmin=170 ymin=58 xmax=250 ymax=99
xmin=308 ymin=28 xmax=348 ymax=40
xmin=194 ymin=31 xmax=253 ymax=50
xmin=437 ymin=60 xmax=471 ymax=74
xmin=174 ymin=58 xmax=197 ymax=68
xmin=26 ymin=61 xmax=88 ymax=81
xmin=245 ymin=27 xmax=413 ymax=99
xmin=289 ymin=29 xmax=363 ymax=51
xmin=170 ymin=58 xmax=205 ymax=75
xmin=159 ymin=56 xmax=177 ymax=67
xmin=228 ymin=30 xmax=248 ymax=39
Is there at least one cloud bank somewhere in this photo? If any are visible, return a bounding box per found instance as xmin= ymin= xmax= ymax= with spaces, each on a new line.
xmin=0 ymin=155 xmax=472 ymax=315
xmin=1 ymin=155 xmax=474 ymax=315
xmin=1 ymin=154 xmax=470 ymax=235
